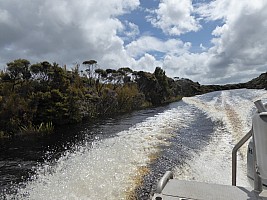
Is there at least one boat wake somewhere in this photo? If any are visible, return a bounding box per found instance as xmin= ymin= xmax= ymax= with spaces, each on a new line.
xmin=2 ymin=89 xmax=267 ymax=199
xmin=4 ymin=105 xmax=194 ymax=200
xmin=177 ymin=89 xmax=267 ymax=187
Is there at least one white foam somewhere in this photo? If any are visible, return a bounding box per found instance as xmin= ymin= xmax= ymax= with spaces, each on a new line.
xmin=7 ymin=106 xmax=194 ymax=200
xmin=177 ymin=89 xmax=267 ymax=187
xmin=6 ymin=89 xmax=267 ymax=199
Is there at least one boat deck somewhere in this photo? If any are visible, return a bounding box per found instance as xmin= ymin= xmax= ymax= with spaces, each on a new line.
xmin=152 ymin=179 xmax=267 ymax=200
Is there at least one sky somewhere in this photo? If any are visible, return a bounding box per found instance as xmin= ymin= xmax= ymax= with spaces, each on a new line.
xmin=0 ymin=0 xmax=267 ymax=84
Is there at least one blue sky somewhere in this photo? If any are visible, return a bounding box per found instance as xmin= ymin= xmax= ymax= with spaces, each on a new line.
xmin=0 ymin=0 xmax=267 ymax=84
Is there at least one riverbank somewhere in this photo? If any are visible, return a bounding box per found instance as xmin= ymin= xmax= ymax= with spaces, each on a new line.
xmin=1 ymin=59 xmax=266 ymax=138
xmin=0 ymin=59 xmax=184 ymax=138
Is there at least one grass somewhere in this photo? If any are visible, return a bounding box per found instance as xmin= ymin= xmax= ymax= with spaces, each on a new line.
xmin=19 ymin=122 xmax=54 ymax=135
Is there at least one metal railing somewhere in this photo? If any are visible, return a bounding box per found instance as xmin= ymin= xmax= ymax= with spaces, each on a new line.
xmin=232 ymin=129 xmax=252 ymax=186
xmin=232 ymin=128 xmax=262 ymax=192
xmin=232 ymin=100 xmax=265 ymax=192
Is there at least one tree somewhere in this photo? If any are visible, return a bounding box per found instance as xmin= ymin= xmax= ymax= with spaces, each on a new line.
xmin=0 ymin=59 xmax=183 ymax=137
xmin=6 ymin=59 xmax=31 ymax=91
xmin=134 ymin=67 xmax=171 ymax=105
xmin=30 ymin=61 xmax=52 ymax=82
xmin=118 ymin=67 xmax=133 ymax=84
xmin=153 ymin=67 xmax=171 ymax=99
xmin=49 ymin=63 xmax=70 ymax=92
xmin=83 ymin=60 xmax=97 ymax=85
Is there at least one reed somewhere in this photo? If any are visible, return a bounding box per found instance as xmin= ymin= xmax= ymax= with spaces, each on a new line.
xmin=19 ymin=122 xmax=54 ymax=135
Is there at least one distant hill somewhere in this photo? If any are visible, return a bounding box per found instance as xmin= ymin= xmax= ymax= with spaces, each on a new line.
xmin=174 ymin=72 xmax=267 ymax=97
xmin=244 ymin=72 xmax=267 ymax=89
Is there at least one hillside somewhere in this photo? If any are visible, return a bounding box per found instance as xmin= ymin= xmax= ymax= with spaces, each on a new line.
xmin=175 ymin=72 xmax=267 ymax=97
xmin=245 ymin=72 xmax=267 ymax=89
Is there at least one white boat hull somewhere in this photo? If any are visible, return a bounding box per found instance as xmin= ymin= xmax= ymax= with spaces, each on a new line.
xmin=247 ymin=139 xmax=267 ymax=186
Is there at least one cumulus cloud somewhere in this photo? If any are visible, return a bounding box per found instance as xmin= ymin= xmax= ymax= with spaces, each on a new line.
xmin=133 ymin=53 xmax=161 ymax=72
xmin=159 ymin=0 xmax=267 ymax=84
xmin=197 ymin=0 xmax=267 ymax=83
xmin=161 ymin=52 xmax=209 ymax=80
xmin=126 ymin=36 xmax=191 ymax=57
xmin=146 ymin=0 xmax=201 ymax=35
xmin=121 ymin=21 xmax=140 ymax=40
xmin=1 ymin=0 xmax=267 ymax=85
xmin=0 ymin=0 xmax=140 ymax=68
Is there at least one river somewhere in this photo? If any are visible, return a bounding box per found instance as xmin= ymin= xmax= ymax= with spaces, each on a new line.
xmin=1 ymin=89 xmax=267 ymax=199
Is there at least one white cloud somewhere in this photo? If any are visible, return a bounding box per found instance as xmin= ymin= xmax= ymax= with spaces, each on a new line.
xmin=147 ymin=0 xmax=201 ymax=35
xmin=149 ymin=0 xmax=267 ymax=84
xmin=123 ymin=21 xmax=140 ymax=39
xmin=1 ymin=0 xmax=267 ymax=85
xmin=133 ymin=53 xmax=159 ymax=72
xmin=161 ymin=52 xmax=210 ymax=81
xmin=146 ymin=0 xmax=267 ymax=84
xmin=196 ymin=0 xmax=265 ymax=22
xmin=0 ymin=0 xmax=140 ymax=68
xmin=151 ymin=0 xmax=267 ymax=84
xmin=200 ymin=43 xmax=207 ymax=51
xmin=126 ymin=36 xmax=191 ymax=57
xmin=200 ymin=0 xmax=267 ymax=75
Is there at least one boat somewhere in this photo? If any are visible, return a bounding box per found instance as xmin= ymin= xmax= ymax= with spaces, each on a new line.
xmin=152 ymin=100 xmax=267 ymax=200
xmin=247 ymin=139 xmax=267 ymax=187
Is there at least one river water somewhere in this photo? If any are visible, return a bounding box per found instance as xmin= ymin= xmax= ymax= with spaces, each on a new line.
xmin=1 ymin=89 xmax=267 ymax=199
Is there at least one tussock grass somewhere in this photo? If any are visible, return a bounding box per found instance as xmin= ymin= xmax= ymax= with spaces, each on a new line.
xmin=19 ymin=122 xmax=54 ymax=135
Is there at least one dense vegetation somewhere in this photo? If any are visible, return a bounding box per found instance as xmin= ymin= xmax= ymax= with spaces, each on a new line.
xmin=0 ymin=59 xmax=183 ymax=137
xmin=1 ymin=58 xmax=266 ymax=137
